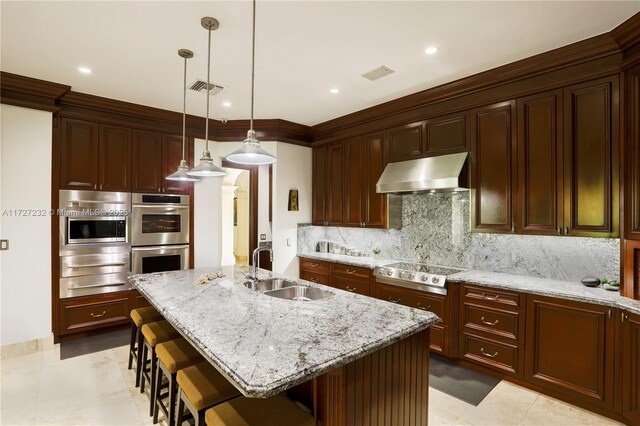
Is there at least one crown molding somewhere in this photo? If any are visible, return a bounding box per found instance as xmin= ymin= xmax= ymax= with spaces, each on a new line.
xmin=0 ymin=71 xmax=70 ymax=112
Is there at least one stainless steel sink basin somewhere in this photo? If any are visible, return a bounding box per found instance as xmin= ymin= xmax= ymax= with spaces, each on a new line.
xmin=244 ymin=278 xmax=298 ymax=292
xmin=264 ymin=286 xmax=333 ymax=301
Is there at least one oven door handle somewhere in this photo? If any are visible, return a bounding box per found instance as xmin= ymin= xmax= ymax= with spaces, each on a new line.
xmin=133 ymin=205 xmax=189 ymax=210
xmin=68 ymin=262 xmax=128 ymax=268
xmin=132 ymin=245 xmax=190 ymax=251
xmin=68 ymin=282 xmax=128 ymax=290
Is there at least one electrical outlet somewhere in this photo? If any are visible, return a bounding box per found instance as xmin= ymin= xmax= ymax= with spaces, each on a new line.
xmin=260 ymin=234 xmax=266 ymax=241
xmin=286 ymin=238 xmax=291 ymax=247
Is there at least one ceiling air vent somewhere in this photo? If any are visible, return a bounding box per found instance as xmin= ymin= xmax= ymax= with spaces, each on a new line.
xmin=188 ymin=79 xmax=225 ymax=96
xmin=361 ymin=65 xmax=395 ymax=81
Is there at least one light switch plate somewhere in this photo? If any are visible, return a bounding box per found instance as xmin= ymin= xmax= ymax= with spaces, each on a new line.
xmin=260 ymin=234 xmax=266 ymax=241
xmin=286 ymin=238 xmax=291 ymax=247
xmin=0 ymin=240 xmax=8 ymax=251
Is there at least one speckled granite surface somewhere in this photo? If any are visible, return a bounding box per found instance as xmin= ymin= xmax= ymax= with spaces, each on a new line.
xmin=297 ymin=252 xmax=395 ymax=269
xmin=130 ymin=265 xmax=438 ymax=398
xmin=448 ymin=270 xmax=640 ymax=315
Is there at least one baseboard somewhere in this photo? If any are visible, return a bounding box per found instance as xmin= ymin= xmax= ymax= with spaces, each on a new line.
xmin=1 ymin=335 xmax=54 ymax=359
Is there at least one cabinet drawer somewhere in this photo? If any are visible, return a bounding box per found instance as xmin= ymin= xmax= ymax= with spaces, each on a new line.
xmin=299 ymin=258 xmax=331 ymax=274
xmin=332 ymin=275 xmax=370 ymax=296
xmin=461 ymin=332 xmax=522 ymax=377
xmin=61 ymin=296 xmax=130 ymax=335
xmin=462 ymin=303 xmax=522 ymax=342
xmin=300 ymin=270 xmax=330 ymax=286
xmin=430 ymin=325 xmax=445 ymax=354
xmin=332 ymin=263 xmax=370 ymax=280
xmin=463 ymin=284 xmax=522 ymax=309
xmin=377 ymin=283 xmax=445 ymax=323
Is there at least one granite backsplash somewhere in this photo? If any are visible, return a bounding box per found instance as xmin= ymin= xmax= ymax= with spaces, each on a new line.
xmin=298 ymin=192 xmax=620 ymax=282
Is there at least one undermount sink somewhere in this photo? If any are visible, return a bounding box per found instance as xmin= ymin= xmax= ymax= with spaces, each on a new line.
xmin=264 ymin=286 xmax=333 ymax=302
xmin=244 ymin=278 xmax=297 ymax=292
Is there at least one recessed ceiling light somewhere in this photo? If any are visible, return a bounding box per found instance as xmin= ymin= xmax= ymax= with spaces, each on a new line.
xmin=78 ymin=67 xmax=92 ymax=74
xmin=330 ymin=88 xmax=340 ymax=94
xmin=222 ymin=101 xmax=231 ymax=107
xmin=425 ymin=46 xmax=438 ymax=55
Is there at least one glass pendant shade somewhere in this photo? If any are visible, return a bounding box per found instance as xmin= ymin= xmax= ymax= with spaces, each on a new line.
xmin=226 ymin=130 xmax=276 ymax=165
xmin=166 ymin=160 xmax=200 ymax=181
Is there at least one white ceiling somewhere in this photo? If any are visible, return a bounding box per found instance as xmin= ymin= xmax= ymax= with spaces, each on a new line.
xmin=1 ymin=1 xmax=638 ymax=126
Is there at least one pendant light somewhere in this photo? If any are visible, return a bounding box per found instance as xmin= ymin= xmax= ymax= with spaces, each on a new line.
xmin=166 ymin=49 xmax=199 ymax=182
xmin=188 ymin=17 xmax=226 ymax=177
xmin=225 ymin=0 xmax=276 ymax=165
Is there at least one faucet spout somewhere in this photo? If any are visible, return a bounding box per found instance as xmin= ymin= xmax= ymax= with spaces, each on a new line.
xmin=251 ymin=246 xmax=273 ymax=280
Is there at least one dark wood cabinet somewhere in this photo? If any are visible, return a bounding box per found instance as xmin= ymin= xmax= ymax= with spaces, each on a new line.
xmin=470 ymin=101 xmax=517 ymax=233
xmin=343 ymin=133 xmax=387 ymax=228
xmin=525 ymin=295 xmax=615 ymax=410
xmin=563 ymin=76 xmax=619 ymax=237
xmin=59 ymin=292 xmax=131 ymax=335
xmin=384 ymin=121 xmax=424 ymax=163
xmin=161 ymin=134 xmax=191 ymax=194
xmin=60 ymin=119 xmax=132 ymax=191
xmin=425 ymin=112 xmax=468 ymax=155
xmin=517 ymin=90 xmax=563 ymax=235
xmin=622 ymin=311 xmax=640 ymax=424
xmin=311 ymin=142 xmax=343 ymax=226
xmin=312 ymin=147 xmax=328 ymax=225
xmin=626 ymin=64 xmax=640 ymax=240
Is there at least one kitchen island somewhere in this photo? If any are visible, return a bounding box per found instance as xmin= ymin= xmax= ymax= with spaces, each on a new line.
xmin=130 ymin=265 xmax=439 ymax=425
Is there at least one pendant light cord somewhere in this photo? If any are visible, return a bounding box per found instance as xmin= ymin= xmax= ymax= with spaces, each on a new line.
xmin=205 ymin=25 xmax=212 ymax=152
xmin=249 ymin=0 xmax=256 ymax=132
xmin=182 ymin=55 xmax=187 ymax=161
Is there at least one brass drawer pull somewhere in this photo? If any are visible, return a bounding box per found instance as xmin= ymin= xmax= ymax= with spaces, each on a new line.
xmin=310 ymin=263 xmax=319 ymax=267
xmin=417 ymin=303 xmax=432 ymax=311
xmin=345 ymin=286 xmax=357 ymax=292
xmin=480 ymin=348 xmax=498 ymax=358
xmin=481 ymin=293 xmax=500 ymax=301
xmin=345 ymin=269 xmax=357 ymax=274
xmin=387 ymin=297 xmax=401 ymax=303
xmin=480 ymin=316 xmax=499 ymax=326
xmin=90 ymin=311 xmax=107 ymax=318
xmin=310 ymin=278 xmax=319 ymax=283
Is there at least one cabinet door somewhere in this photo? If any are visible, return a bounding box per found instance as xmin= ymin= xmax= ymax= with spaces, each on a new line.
xmin=425 ymin=113 xmax=468 ymax=156
xmin=563 ymin=76 xmax=619 ymax=237
xmin=343 ymin=137 xmax=364 ymax=227
xmin=517 ymin=91 xmax=563 ymax=235
xmin=626 ymin=64 xmax=640 ymax=240
xmin=384 ymin=121 xmax=425 ymax=163
xmin=326 ymin=142 xmax=344 ymax=225
xmin=99 ymin=125 xmax=131 ymax=192
xmin=162 ymin=134 xmax=191 ymax=194
xmin=312 ymin=147 xmax=327 ymax=225
xmin=132 ymin=130 xmax=162 ymax=193
xmin=60 ymin=118 xmax=99 ymax=190
xmin=622 ymin=311 xmax=640 ymax=424
xmin=470 ymin=101 xmax=517 ymax=233
xmin=364 ymin=132 xmax=386 ymax=228
xmin=525 ymin=295 xmax=614 ymax=409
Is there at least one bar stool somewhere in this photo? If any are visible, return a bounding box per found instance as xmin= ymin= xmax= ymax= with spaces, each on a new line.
xmin=140 ymin=320 xmax=181 ymax=415
xmin=204 ymin=394 xmax=314 ymax=426
xmin=152 ymin=338 xmax=204 ymax=426
xmin=175 ymin=361 xmax=241 ymax=426
xmin=128 ymin=307 xmax=163 ymax=387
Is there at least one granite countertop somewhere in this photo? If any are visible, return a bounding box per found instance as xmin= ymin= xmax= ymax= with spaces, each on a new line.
xmin=449 ymin=270 xmax=640 ymax=315
xmin=129 ymin=265 xmax=438 ymax=398
xmin=297 ymin=252 xmax=395 ymax=269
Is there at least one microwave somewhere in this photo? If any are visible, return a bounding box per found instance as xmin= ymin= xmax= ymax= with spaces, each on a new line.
xmin=66 ymin=216 xmax=127 ymax=244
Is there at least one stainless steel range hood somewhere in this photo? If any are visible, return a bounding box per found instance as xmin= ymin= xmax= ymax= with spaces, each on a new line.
xmin=376 ymin=152 xmax=469 ymax=194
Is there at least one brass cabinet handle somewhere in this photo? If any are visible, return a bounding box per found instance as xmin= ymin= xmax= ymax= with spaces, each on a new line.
xmin=557 ymin=227 xmax=562 ymax=235
xmin=564 ymin=227 xmax=569 ymax=235
xmin=417 ymin=303 xmax=431 ymax=311
xmin=480 ymin=348 xmax=498 ymax=358
xmin=481 ymin=293 xmax=500 ymax=301
xmin=387 ymin=297 xmax=401 ymax=303
xmin=310 ymin=263 xmax=319 ymax=267
xmin=90 ymin=311 xmax=107 ymax=318
xmin=310 ymin=278 xmax=319 ymax=283
xmin=345 ymin=285 xmax=357 ymax=292
xmin=622 ymin=312 xmax=628 ymax=322
xmin=480 ymin=316 xmax=499 ymax=326
xmin=346 ymin=269 xmax=357 ymax=274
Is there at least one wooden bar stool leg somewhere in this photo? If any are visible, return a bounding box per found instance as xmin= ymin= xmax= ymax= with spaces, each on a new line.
xmin=152 ymin=361 xmax=163 ymax=424
xmin=176 ymin=389 xmax=185 ymax=426
xmin=135 ymin=328 xmax=144 ymax=388
xmin=140 ymin=342 xmax=148 ymax=394
xmin=149 ymin=345 xmax=157 ymax=416
xmin=128 ymin=323 xmax=136 ymax=370
xmin=168 ymin=373 xmax=177 ymax=426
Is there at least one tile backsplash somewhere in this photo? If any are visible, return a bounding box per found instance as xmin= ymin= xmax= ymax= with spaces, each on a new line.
xmin=298 ymin=192 xmax=620 ymax=282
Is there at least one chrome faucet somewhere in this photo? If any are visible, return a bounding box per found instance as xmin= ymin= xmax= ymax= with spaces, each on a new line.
xmin=251 ymin=246 xmax=273 ymax=280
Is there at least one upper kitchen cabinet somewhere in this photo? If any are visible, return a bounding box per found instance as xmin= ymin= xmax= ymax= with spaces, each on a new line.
xmin=343 ymin=133 xmax=386 ymax=228
xmin=626 ymin=64 xmax=640 ymax=240
xmin=60 ymin=118 xmax=131 ymax=191
xmin=470 ymin=100 xmax=517 ymax=234
xmin=563 ymin=76 xmax=619 ymax=238
xmin=384 ymin=113 xmax=468 ymax=164
xmin=516 ymin=90 xmax=563 ymax=235
xmin=312 ymin=142 xmax=343 ymax=226
xmin=132 ymin=130 xmax=191 ymax=195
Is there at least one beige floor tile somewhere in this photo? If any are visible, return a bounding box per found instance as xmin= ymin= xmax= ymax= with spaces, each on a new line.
xmin=519 ymin=394 xmax=622 ymax=426
xmin=458 ymin=381 xmax=539 ymax=425
xmin=429 ymin=388 xmax=475 ymax=425
xmin=0 ymin=351 xmax=42 ymax=425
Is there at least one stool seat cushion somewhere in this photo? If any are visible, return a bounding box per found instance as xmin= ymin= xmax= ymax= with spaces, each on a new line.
xmin=156 ymin=338 xmax=204 ymax=374
xmin=141 ymin=320 xmax=180 ymax=347
xmin=177 ymin=362 xmax=240 ymax=411
xmin=204 ymin=394 xmax=314 ymax=426
xmin=130 ymin=307 xmax=163 ymax=327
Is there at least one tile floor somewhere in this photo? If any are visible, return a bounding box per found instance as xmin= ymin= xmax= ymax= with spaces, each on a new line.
xmin=1 ymin=344 xmax=621 ymax=426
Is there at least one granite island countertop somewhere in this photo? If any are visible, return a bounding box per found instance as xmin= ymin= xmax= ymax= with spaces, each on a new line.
xmin=129 ymin=265 xmax=438 ymax=398
xmin=448 ymin=270 xmax=640 ymax=315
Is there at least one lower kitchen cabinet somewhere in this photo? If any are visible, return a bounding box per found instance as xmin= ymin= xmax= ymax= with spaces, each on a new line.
xmin=622 ymin=311 xmax=640 ymax=424
xmin=524 ymin=294 xmax=615 ymax=410
xmin=59 ymin=291 xmax=131 ymax=335
xmin=331 ymin=263 xmax=371 ymax=296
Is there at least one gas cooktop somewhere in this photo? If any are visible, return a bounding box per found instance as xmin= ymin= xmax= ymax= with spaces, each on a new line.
xmin=373 ymin=262 xmax=466 ymax=295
